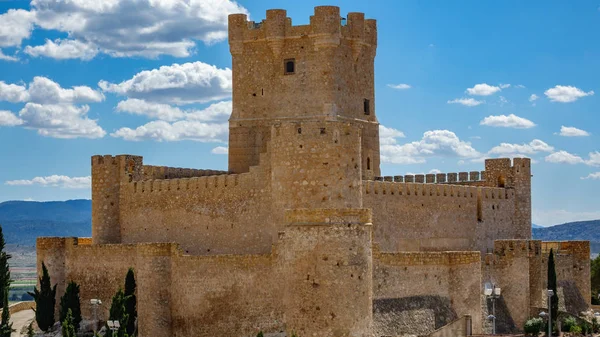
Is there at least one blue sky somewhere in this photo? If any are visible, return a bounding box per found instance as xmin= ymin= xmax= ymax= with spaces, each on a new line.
xmin=0 ymin=0 xmax=599 ymax=226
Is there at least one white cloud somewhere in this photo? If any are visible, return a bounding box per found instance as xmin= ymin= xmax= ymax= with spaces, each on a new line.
xmin=533 ymin=209 xmax=600 ymax=227
xmin=116 ymin=99 xmax=186 ymax=122
xmin=558 ymin=126 xmax=590 ymax=137
xmin=0 ymin=9 xmax=35 ymax=48
xmin=379 ymin=125 xmax=405 ymax=145
xmin=429 ymin=169 xmax=442 ymax=174
xmin=380 ymin=129 xmax=480 ymax=165
xmin=488 ymin=139 xmax=553 ymax=156
xmin=0 ymin=111 xmax=23 ymax=126
xmin=499 ymin=84 xmax=511 ymax=89
xmin=529 ymin=94 xmax=539 ymax=102
xmin=28 ymin=0 xmax=248 ymax=59
xmin=581 ymin=172 xmax=600 ymax=180
xmin=387 ymin=84 xmax=411 ymax=90
xmin=545 ymin=151 xmax=585 ymax=165
xmin=466 ymin=83 xmax=501 ymax=96
xmin=25 ymin=39 xmax=99 ymax=60
xmin=480 ymin=114 xmax=536 ymax=129
xmin=18 ymin=103 xmax=106 ymax=139
xmin=0 ymin=50 xmax=17 ymax=62
xmin=515 ymin=84 xmax=526 ymax=89
xmin=211 ymin=146 xmax=228 ymax=155
xmin=447 ymin=98 xmax=484 ymax=107
xmin=544 ymin=85 xmax=594 ymax=103
xmin=587 ymin=151 xmax=600 ymax=167
xmin=111 ymin=120 xmax=227 ymax=142
xmin=5 ymin=175 xmax=91 ymax=189
xmin=99 ymin=61 xmax=231 ymax=105
xmin=0 ymin=81 xmax=30 ymax=103
xmin=28 ymin=77 xmax=104 ymax=104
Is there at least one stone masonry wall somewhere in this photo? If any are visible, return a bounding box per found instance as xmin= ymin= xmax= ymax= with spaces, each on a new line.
xmin=373 ymin=250 xmax=482 ymax=336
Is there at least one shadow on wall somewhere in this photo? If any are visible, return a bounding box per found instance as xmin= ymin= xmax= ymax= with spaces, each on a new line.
xmin=559 ymin=280 xmax=588 ymax=315
xmin=487 ymin=296 xmax=517 ymax=334
xmin=373 ymin=295 xmax=457 ymax=336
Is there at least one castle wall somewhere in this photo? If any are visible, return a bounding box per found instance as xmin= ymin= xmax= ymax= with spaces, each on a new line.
xmin=363 ymin=181 xmax=515 ymax=253
xmin=141 ymin=165 xmax=227 ymax=180
xmin=373 ymin=250 xmax=482 ymax=336
xmin=118 ymin=171 xmax=274 ymax=256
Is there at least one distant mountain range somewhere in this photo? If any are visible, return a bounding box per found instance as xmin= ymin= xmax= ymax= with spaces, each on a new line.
xmin=0 ymin=199 xmax=91 ymax=246
xmin=0 ymin=200 xmax=598 ymax=255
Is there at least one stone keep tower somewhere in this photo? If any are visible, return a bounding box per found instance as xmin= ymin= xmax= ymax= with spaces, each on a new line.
xmin=227 ymin=6 xmax=381 ymax=179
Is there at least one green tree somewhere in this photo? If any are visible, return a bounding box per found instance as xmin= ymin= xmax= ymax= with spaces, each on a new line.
xmin=59 ymin=281 xmax=82 ymax=331
xmin=28 ymin=261 xmax=57 ymax=332
xmin=257 ymin=332 xmax=264 ymax=337
xmin=61 ymin=308 xmax=76 ymax=337
xmin=0 ymin=225 xmax=11 ymax=310
xmin=124 ymin=268 xmax=137 ymax=336
xmin=591 ymin=255 xmax=600 ymax=304
xmin=26 ymin=322 xmax=34 ymax=337
xmin=0 ymin=288 xmax=14 ymax=337
xmin=548 ymin=249 xmax=559 ymax=332
xmin=106 ymin=288 xmax=129 ymax=337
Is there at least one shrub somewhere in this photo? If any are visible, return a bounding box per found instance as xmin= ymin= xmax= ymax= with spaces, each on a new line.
xmin=61 ymin=309 xmax=76 ymax=337
xmin=592 ymin=317 xmax=599 ymax=333
xmin=524 ymin=317 xmax=544 ymax=336
xmin=569 ymin=324 xmax=582 ymax=335
xmin=562 ymin=316 xmax=577 ymax=332
xmin=59 ymin=281 xmax=82 ymax=331
xmin=257 ymin=332 xmax=264 ymax=337
xmin=26 ymin=322 xmax=34 ymax=337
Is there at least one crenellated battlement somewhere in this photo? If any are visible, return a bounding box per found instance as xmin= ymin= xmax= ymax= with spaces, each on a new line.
xmin=375 ymin=250 xmax=481 ymax=266
xmin=127 ymin=172 xmax=253 ymax=194
xmin=228 ymin=6 xmax=376 ymax=52
xmin=376 ymin=171 xmax=486 ymax=184
xmin=363 ymin=180 xmax=512 ymax=200
xmin=142 ymin=165 xmax=227 ymax=180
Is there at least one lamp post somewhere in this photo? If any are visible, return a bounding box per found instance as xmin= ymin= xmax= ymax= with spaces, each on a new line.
xmin=107 ymin=320 xmax=120 ymax=334
xmin=484 ymin=283 xmax=501 ymax=334
xmin=547 ymin=289 xmax=554 ymax=337
xmin=90 ymin=299 xmax=102 ymax=334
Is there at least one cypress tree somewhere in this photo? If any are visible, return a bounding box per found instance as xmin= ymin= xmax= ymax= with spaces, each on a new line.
xmin=106 ymin=288 xmax=129 ymax=337
xmin=0 ymin=288 xmax=14 ymax=337
xmin=61 ymin=308 xmax=76 ymax=337
xmin=28 ymin=261 xmax=57 ymax=332
xmin=26 ymin=322 xmax=34 ymax=337
xmin=124 ymin=268 xmax=137 ymax=336
xmin=59 ymin=281 xmax=82 ymax=331
xmin=0 ymin=225 xmax=11 ymax=309
xmin=548 ymin=248 xmax=559 ymax=330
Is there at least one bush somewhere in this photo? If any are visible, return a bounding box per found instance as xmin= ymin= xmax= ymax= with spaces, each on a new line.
xmin=562 ymin=316 xmax=577 ymax=332
xmin=569 ymin=324 xmax=582 ymax=335
xmin=256 ymin=332 xmax=264 ymax=337
xmin=592 ymin=317 xmax=600 ymax=333
xmin=524 ymin=317 xmax=544 ymax=336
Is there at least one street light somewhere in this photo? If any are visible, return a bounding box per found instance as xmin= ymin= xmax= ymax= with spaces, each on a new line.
xmin=484 ymin=283 xmax=501 ymax=334
xmin=547 ymin=289 xmax=554 ymax=337
xmin=90 ymin=299 xmax=102 ymax=334
xmin=107 ymin=320 xmax=120 ymax=334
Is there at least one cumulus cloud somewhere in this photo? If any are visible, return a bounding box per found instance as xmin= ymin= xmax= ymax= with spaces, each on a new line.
xmin=117 ymin=99 xmax=231 ymax=122
xmin=544 ymin=85 xmax=594 ymax=103
xmin=99 ymin=62 xmax=231 ymax=104
xmin=0 ymin=50 xmax=18 ymax=62
xmin=447 ymin=98 xmax=484 ymax=107
xmin=387 ymin=84 xmax=411 ymax=90
xmin=5 ymin=175 xmax=91 ymax=189
xmin=0 ymin=9 xmax=35 ymax=48
xmin=28 ymin=77 xmax=104 ymax=104
xmin=488 ymin=139 xmax=553 ymax=156
xmin=557 ymin=126 xmax=590 ymax=137
xmin=466 ymin=83 xmax=501 ymax=96
xmin=581 ymin=172 xmax=600 ymax=180
xmin=111 ymin=120 xmax=227 ymax=142
xmin=379 ymin=125 xmax=406 ymax=145
xmin=380 ymin=129 xmax=480 ymax=165
xmin=211 ymin=146 xmax=228 ymax=155
xmin=529 ymin=94 xmax=539 ymax=102
xmin=0 ymin=111 xmax=23 ymax=126
xmin=25 ymin=39 xmax=99 ymax=60
xmin=18 ymin=0 xmax=248 ymax=59
xmin=0 ymin=81 xmax=30 ymax=103
xmin=480 ymin=114 xmax=536 ymax=129
xmin=545 ymin=151 xmax=585 ymax=165
xmin=18 ymin=103 xmax=106 ymax=139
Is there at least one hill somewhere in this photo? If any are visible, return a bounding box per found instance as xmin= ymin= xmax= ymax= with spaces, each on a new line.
xmin=532 ymin=219 xmax=600 ymax=255
xmin=0 ymin=199 xmax=91 ymax=247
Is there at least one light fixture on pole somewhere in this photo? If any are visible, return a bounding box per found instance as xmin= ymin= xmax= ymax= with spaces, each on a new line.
xmin=90 ymin=299 xmax=102 ymax=334
xmin=484 ymin=282 xmax=501 ymax=335
xmin=547 ymin=289 xmax=554 ymax=337
xmin=107 ymin=320 xmax=120 ymax=333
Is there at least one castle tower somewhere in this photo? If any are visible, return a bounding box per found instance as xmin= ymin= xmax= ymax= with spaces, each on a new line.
xmin=228 ymin=6 xmax=380 ymax=179
xmin=278 ymin=209 xmax=374 ymax=337
xmin=91 ymin=155 xmax=142 ymax=244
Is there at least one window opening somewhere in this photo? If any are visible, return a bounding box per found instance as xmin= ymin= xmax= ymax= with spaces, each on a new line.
xmin=285 ymin=59 xmax=295 ymax=74
xmin=364 ymin=99 xmax=370 ymax=115
xmin=367 ymin=157 xmax=371 ymax=170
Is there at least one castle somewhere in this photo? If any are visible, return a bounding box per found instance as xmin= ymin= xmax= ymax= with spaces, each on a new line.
xmin=37 ymin=6 xmax=591 ymax=337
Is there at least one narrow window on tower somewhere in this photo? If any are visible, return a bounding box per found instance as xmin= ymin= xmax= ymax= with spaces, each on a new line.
xmin=367 ymin=157 xmax=371 ymax=170
xmin=363 ymin=99 xmax=370 ymax=115
xmin=284 ymin=59 xmax=295 ymax=74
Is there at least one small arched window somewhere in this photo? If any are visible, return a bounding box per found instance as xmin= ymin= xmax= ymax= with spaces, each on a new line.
xmin=285 ymin=59 xmax=295 ymax=74
xmin=498 ymin=175 xmax=506 ymax=188
xmin=367 ymin=157 xmax=371 ymax=170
